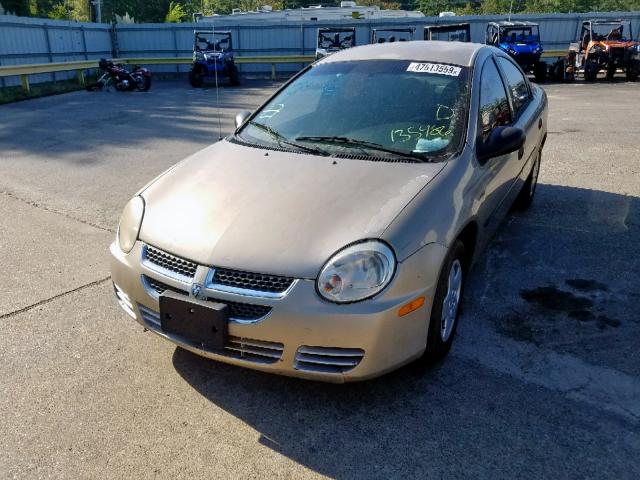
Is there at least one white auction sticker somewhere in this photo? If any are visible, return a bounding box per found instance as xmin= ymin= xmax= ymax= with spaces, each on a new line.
xmin=407 ymin=62 xmax=462 ymax=76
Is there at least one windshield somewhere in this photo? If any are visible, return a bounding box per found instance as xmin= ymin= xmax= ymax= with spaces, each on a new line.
xmin=195 ymin=33 xmax=230 ymax=52
xmin=591 ymin=22 xmax=631 ymax=41
xmin=318 ymin=31 xmax=354 ymax=50
xmin=429 ymin=28 xmax=469 ymax=42
xmin=501 ymin=27 xmax=539 ymax=42
xmin=237 ymin=60 xmax=470 ymax=161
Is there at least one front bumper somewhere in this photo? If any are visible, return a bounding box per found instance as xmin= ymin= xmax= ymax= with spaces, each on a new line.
xmin=110 ymin=241 xmax=447 ymax=383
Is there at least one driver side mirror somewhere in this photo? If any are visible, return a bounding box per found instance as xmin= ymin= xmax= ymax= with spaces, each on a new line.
xmin=235 ymin=110 xmax=252 ymax=129
xmin=476 ymin=126 xmax=525 ymax=163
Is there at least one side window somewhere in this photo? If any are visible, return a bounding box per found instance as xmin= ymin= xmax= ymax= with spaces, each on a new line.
xmin=497 ymin=57 xmax=530 ymax=117
xmin=478 ymin=58 xmax=511 ymax=145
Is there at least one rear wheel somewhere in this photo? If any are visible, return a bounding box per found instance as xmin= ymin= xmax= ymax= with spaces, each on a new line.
xmin=515 ymin=149 xmax=541 ymax=210
xmin=606 ymin=66 xmax=616 ymax=81
xmin=228 ymin=64 xmax=240 ymax=86
xmin=626 ymin=60 xmax=639 ymax=82
xmin=135 ymin=75 xmax=151 ymax=91
xmin=420 ymin=240 xmax=466 ymax=364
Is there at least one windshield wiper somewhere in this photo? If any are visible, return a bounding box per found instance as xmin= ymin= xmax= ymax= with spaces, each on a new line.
xmin=295 ymin=136 xmax=428 ymax=162
xmin=247 ymin=121 xmax=328 ymax=156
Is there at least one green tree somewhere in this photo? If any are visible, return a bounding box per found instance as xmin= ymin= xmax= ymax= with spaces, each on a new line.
xmin=1 ymin=0 xmax=30 ymax=15
xmin=165 ymin=1 xmax=187 ymax=21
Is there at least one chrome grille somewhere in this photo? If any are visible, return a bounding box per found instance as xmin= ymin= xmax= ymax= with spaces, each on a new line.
xmin=294 ymin=346 xmax=364 ymax=374
xmin=142 ymin=276 xmax=271 ymax=321
xmin=137 ymin=305 xmax=282 ymax=364
xmin=206 ymin=296 xmax=271 ymax=321
xmin=143 ymin=245 xmax=198 ymax=279
xmin=144 ymin=276 xmax=188 ymax=296
xmin=211 ymin=267 xmax=294 ymax=294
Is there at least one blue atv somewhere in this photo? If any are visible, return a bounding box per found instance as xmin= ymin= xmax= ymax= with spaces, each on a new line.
xmin=486 ymin=21 xmax=547 ymax=82
xmin=190 ymin=30 xmax=240 ymax=87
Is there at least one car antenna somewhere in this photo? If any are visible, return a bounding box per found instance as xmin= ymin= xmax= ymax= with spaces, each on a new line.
xmin=213 ymin=24 xmax=223 ymax=141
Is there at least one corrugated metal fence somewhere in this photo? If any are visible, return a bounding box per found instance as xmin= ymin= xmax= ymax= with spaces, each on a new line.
xmin=2 ymin=11 xmax=640 ymax=86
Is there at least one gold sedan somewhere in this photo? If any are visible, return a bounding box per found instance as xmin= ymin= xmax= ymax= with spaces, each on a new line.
xmin=111 ymin=41 xmax=547 ymax=382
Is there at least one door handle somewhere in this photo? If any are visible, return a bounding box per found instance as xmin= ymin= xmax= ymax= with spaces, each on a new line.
xmin=538 ymin=118 xmax=543 ymax=129
xmin=518 ymin=147 xmax=524 ymax=159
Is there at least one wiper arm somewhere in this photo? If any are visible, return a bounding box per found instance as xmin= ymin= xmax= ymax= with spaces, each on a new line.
xmin=247 ymin=121 xmax=328 ymax=156
xmin=296 ymin=135 xmax=427 ymax=162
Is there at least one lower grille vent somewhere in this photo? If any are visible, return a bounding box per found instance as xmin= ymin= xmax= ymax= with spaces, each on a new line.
xmin=294 ymin=346 xmax=364 ymax=374
xmin=137 ymin=305 xmax=282 ymax=364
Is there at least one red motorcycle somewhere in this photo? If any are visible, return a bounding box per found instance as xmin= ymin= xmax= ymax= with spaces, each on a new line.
xmin=86 ymin=58 xmax=152 ymax=92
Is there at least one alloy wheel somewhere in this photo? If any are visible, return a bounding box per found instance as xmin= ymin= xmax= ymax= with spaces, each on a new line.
xmin=441 ymin=259 xmax=462 ymax=342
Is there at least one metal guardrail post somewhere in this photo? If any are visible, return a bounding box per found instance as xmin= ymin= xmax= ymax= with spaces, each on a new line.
xmin=271 ymin=63 xmax=276 ymax=80
xmin=20 ymin=74 xmax=30 ymax=93
xmin=76 ymin=69 xmax=85 ymax=86
xmin=44 ymin=23 xmax=55 ymax=82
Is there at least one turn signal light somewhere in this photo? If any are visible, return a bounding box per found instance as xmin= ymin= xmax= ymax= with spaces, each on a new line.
xmin=398 ymin=296 xmax=426 ymax=317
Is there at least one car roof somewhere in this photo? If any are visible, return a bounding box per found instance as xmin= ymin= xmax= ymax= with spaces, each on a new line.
xmin=588 ymin=19 xmax=626 ymax=24
xmin=318 ymin=41 xmax=484 ymax=67
xmin=491 ymin=21 xmax=539 ymax=27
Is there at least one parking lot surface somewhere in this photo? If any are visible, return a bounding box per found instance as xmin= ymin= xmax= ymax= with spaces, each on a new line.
xmin=1 ymin=80 xmax=639 ymax=479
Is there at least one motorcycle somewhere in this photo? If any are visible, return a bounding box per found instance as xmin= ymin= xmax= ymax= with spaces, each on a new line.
xmin=86 ymin=58 xmax=152 ymax=92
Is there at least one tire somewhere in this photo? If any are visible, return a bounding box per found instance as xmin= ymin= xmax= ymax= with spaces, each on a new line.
xmin=228 ymin=64 xmax=240 ymax=86
xmin=135 ymin=75 xmax=151 ymax=92
xmin=626 ymin=60 xmax=639 ymax=82
xmin=584 ymin=60 xmax=598 ymax=81
xmin=606 ymin=66 xmax=616 ymax=81
xmin=534 ymin=61 xmax=547 ymax=83
xmin=85 ymin=81 xmax=104 ymax=91
xmin=189 ymin=70 xmax=204 ymax=88
xmin=514 ymin=149 xmax=541 ymax=210
xmin=420 ymin=240 xmax=466 ymax=364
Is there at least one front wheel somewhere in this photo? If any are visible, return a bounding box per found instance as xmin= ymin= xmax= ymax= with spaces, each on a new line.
xmin=534 ymin=61 xmax=547 ymax=83
xmin=189 ymin=70 xmax=204 ymax=88
xmin=420 ymin=240 xmax=466 ymax=364
xmin=584 ymin=59 xmax=599 ymax=81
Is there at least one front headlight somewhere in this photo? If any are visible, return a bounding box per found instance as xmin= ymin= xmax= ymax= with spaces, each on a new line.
xmin=317 ymin=240 xmax=396 ymax=303
xmin=117 ymin=196 xmax=145 ymax=254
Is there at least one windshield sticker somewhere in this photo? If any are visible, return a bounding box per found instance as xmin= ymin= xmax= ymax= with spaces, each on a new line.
xmin=258 ymin=103 xmax=284 ymax=119
xmin=406 ymin=62 xmax=461 ymax=76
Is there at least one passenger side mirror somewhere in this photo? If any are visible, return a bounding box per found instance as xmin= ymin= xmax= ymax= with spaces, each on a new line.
xmin=235 ymin=110 xmax=252 ymax=129
xmin=476 ymin=126 xmax=525 ymax=163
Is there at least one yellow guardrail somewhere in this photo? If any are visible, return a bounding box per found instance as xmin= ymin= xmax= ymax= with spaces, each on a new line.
xmin=0 ymin=51 xmax=568 ymax=93
xmin=0 ymin=55 xmax=316 ymax=92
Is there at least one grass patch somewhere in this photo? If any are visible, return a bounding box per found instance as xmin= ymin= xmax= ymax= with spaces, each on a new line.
xmin=0 ymin=74 xmax=99 ymax=105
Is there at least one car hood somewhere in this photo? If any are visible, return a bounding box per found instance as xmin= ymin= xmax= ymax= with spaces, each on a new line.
xmin=139 ymin=140 xmax=445 ymax=279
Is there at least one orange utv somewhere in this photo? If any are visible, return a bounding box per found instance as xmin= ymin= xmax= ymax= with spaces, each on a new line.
xmin=571 ymin=19 xmax=640 ymax=81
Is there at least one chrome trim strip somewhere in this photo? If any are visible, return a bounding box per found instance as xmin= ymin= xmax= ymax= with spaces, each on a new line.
xmin=140 ymin=274 xmax=272 ymax=325
xmin=204 ymin=267 xmax=298 ymax=299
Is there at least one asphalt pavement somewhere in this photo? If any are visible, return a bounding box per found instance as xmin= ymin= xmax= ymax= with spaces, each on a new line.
xmin=0 ymin=79 xmax=639 ymax=479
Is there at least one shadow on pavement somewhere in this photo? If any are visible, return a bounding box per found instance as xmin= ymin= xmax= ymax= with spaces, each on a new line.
xmin=0 ymin=80 xmax=277 ymax=159
xmin=171 ymin=183 xmax=639 ymax=479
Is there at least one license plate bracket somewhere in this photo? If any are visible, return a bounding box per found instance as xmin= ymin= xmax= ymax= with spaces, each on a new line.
xmin=159 ymin=291 xmax=228 ymax=350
